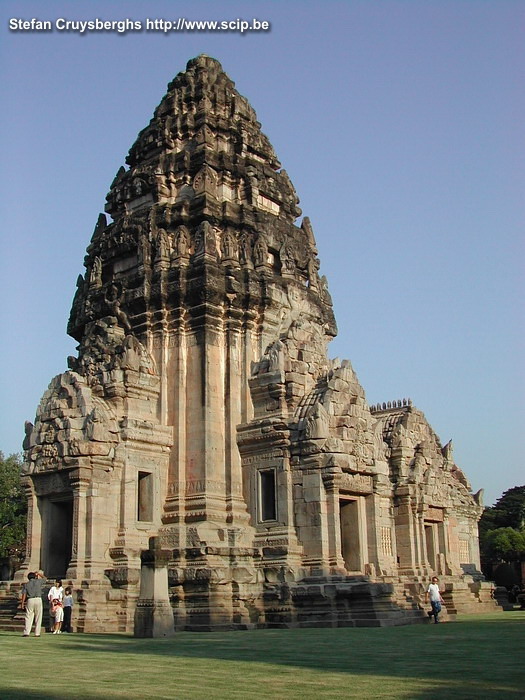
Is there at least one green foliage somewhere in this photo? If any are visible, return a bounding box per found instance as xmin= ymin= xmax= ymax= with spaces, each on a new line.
xmin=480 ymin=485 xmax=525 ymax=532
xmin=492 ymin=561 xmax=519 ymax=588
xmin=479 ymin=485 xmax=525 ymax=573
xmin=482 ymin=527 xmax=525 ymax=562
xmin=0 ymin=452 xmax=27 ymax=559
xmin=494 ymin=485 xmax=525 ymax=529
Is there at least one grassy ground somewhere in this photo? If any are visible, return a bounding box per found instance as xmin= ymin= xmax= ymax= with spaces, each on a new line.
xmin=1 ymin=613 xmax=523 ymax=699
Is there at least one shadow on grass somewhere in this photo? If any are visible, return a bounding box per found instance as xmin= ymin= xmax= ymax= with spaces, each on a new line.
xmin=1 ymin=613 xmax=524 ymax=699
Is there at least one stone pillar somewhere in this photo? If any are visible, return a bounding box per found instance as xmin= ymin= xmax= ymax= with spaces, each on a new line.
xmin=300 ymin=471 xmax=333 ymax=572
xmin=394 ymin=487 xmax=417 ymax=573
xmin=414 ymin=504 xmax=427 ymax=572
xmin=469 ymin=522 xmax=482 ymax=571
xmin=358 ymin=496 xmax=369 ymax=574
xmin=320 ymin=482 xmax=333 ymax=569
xmin=134 ymin=538 xmax=175 ymax=637
xmin=224 ymin=316 xmax=252 ymax=534
xmin=67 ymin=470 xmax=90 ymax=580
xmin=438 ymin=519 xmax=452 ymax=575
xmin=14 ymin=478 xmax=41 ymax=580
xmin=163 ymin=329 xmax=187 ymax=535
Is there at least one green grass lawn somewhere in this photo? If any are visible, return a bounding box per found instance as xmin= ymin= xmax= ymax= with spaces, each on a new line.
xmin=1 ymin=613 xmax=523 ymax=699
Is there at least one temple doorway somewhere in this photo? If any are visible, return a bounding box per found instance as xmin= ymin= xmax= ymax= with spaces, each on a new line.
xmin=425 ymin=522 xmax=437 ymax=570
xmin=39 ymin=496 xmax=73 ymax=578
xmin=339 ymin=498 xmax=361 ymax=572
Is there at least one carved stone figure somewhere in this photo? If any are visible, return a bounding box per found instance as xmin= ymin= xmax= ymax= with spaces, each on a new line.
xmin=120 ymin=335 xmax=142 ymax=371
xmin=239 ymin=233 xmax=252 ymax=266
xmin=174 ymin=226 xmax=190 ymax=258
xmin=280 ymin=244 xmax=295 ymax=275
xmin=155 ymin=228 xmax=170 ymax=261
xmin=266 ymin=339 xmax=285 ymax=373
xmin=84 ymin=407 xmax=108 ymax=442
xmin=104 ymin=284 xmax=131 ymax=333
xmin=305 ymin=402 xmax=329 ymax=440
xmin=221 ymin=230 xmax=238 ymax=262
xmin=253 ymin=237 xmax=267 ymax=267
xmin=89 ymin=257 xmax=102 ymax=288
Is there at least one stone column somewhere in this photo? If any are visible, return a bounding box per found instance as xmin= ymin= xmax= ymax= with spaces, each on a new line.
xmin=163 ymin=329 xmax=187 ymax=536
xmin=394 ymin=487 xmax=417 ymax=573
xmin=325 ymin=478 xmax=345 ymax=571
xmin=134 ymin=538 xmax=175 ymax=637
xmin=348 ymin=496 xmax=368 ymax=573
xmin=67 ymin=470 xmax=90 ymax=580
xmin=14 ymin=478 xmax=41 ymax=580
xmin=224 ymin=315 xmax=252 ymax=535
xmin=297 ymin=471 xmax=332 ymax=572
xmin=415 ymin=503 xmax=427 ymax=573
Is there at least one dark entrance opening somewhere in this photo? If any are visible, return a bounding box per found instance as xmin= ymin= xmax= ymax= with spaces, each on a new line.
xmin=340 ymin=498 xmax=360 ymax=572
xmin=40 ymin=497 xmax=73 ymax=578
xmin=259 ymin=469 xmax=276 ymax=522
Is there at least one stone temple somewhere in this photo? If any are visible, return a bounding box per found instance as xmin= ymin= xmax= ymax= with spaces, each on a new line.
xmin=16 ymin=55 xmax=495 ymax=632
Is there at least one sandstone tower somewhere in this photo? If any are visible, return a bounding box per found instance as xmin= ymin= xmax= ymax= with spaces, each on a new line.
xmin=17 ymin=56 xmax=495 ymax=631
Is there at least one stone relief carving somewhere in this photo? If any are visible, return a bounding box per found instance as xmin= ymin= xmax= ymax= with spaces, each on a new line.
xmin=89 ymin=256 xmax=103 ymax=288
xmin=173 ymin=226 xmax=190 ymax=258
xmin=304 ymin=402 xmax=329 ymax=440
xmin=253 ymin=237 xmax=268 ymax=267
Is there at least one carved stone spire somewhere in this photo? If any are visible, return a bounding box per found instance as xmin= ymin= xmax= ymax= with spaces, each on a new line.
xmin=68 ymin=54 xmax=336 ymax=351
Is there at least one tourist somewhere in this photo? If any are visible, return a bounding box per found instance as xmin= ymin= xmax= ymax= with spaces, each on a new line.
xmin=425 ymin=576 xmax=445 ymax=624
xmin=20 ymin=571 xmax=44 ymax=637
xmin=51 ymin=598 xmax=64 ymax=634
xmin=47 ymin=578 xmax=64 ymax=632
xmin=62 ymin=587 xmax=73 ymax=632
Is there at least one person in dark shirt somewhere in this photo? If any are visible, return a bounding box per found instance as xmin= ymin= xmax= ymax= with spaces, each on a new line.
xmin=20 ymin=571 xmax=43 ymax=637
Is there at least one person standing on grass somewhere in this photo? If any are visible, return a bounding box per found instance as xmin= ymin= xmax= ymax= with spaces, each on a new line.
xmin=47 ymin=578 xmax=64 ymax=632
xmin=51 ymin=598 xmax=63 ymax=634
xmin=425 ymin=576 xmax=445 ymax=624
xmin=62 ymin=587 xmax=73 ymax=632
xmin=20 ymin=571 xmax=44 ymax=637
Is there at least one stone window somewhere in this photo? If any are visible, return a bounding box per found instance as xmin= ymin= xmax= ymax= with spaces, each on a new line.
xmin=380 ymin=526 xmax=393 ymax=557
xmin=258 ymin=469 xmax=276 ymax=522
xmin=137 ymin=471 xmax=154 ymax=522
xmin=459 ymin=539 xmax=470 ymax=564
xmin=256 ymin=193 xmax=280 ymax=215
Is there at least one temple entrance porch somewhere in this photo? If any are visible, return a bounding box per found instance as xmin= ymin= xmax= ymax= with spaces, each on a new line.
xmin=38 ymin=495 xmax=73 ymax=578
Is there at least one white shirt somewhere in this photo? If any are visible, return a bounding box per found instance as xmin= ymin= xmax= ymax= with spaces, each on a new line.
xmin=427 ymin=583 xmax=441 ymax=602
xmin=48 ymin=585 xmax=64 ymax=602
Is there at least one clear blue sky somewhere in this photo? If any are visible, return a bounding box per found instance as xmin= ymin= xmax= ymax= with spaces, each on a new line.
xmin=0 ymin=1 xmax=523 ymax=507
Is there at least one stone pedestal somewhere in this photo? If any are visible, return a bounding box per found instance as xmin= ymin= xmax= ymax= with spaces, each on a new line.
xmin=134 ymin=538 xmax=175 ymax=638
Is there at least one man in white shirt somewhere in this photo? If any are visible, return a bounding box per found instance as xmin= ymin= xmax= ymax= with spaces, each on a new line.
xmin=425 ymin=576 xmax=445 ymax=623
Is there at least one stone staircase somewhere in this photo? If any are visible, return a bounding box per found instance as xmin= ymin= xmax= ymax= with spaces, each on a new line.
xmin=0 ymin=581 xmax=24 ymax=633
xmin=395 ymin=575 xmax=501 ymax=622
xmin=391 ymin=580 xmax=445 ymax=623
xmin=0 ymin=580 xmax=56 ymax=634
xmin=281 ymin=575 xmax=428 ymax=628
xmin=442 ymin=578 xmax=500 ymax=615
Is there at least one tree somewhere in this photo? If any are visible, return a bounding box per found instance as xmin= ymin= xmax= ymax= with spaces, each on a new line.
xmin=0 ymin=452 xmax=27 ymax=561
xmin=483 ymin=528 xmax=525 ymax=562
xmin=492 ymin=486 xmax=525 ymax=530
xmin=479 ymin=485 xmax=525 ymax=584
xmin=479 ymin=486 xmax=525 ymax=535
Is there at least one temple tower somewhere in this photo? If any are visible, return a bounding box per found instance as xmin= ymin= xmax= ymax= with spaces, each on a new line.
xmin=17 ymin=56 xmax=492 ymax=632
